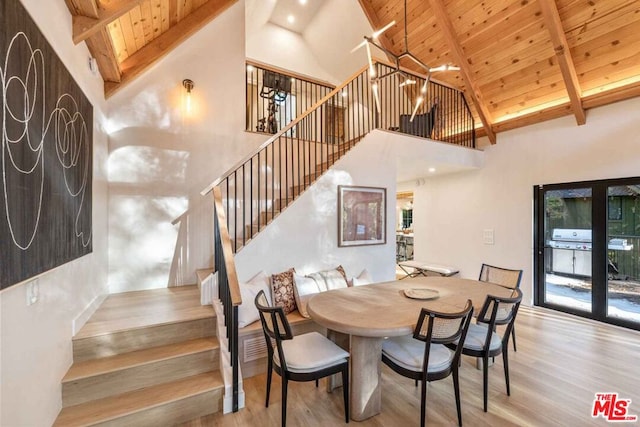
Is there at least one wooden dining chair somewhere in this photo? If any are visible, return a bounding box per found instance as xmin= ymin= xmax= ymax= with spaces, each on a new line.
xmin=456 ymin=288 xmax=522 ymax=412
xmin=254 ymin=290 xmax=350 ymax=426
xmin=381 ymin=300 xmax=473 ymax=427
xmin=478 ymin=263 xmax=523 ymax=351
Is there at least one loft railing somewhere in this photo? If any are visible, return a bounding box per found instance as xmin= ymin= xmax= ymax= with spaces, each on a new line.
xmin=205 ymin=59 xmax=475 ymax=254
xmin=212 ymin=186 xmax=242 ymax=412
xmin=245 ymin=60 xmax=334 ymax=134
xmin=373 ymin=62 xmax=475 ymax=148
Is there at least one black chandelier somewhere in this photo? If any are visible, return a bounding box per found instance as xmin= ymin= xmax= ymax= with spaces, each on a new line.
xmin=353 ymin=0 xmax=459 ymax=121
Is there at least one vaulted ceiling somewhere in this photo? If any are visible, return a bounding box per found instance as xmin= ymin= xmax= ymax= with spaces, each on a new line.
xmin=358 ymin=0 xmax=640 ymax=142
xmin=63 ymin=0 xmax=237 ymax=97
xmin=64 ymin=0 xmax=640 ymax=142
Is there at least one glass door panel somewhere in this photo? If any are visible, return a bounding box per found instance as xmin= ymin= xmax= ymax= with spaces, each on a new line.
xmin=543 ymin=188 xmax=593 ymax=312
xmin=606 ymin=186 xmax=640 ymax=323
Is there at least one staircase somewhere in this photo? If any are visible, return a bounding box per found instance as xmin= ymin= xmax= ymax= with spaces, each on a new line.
xmin=204 ymin=59 xmax=475 ymax=255
xmin=54 ymin=286 xmax=223 ymax=426
xmin=240 ymin=145 xmax=352 ymax=246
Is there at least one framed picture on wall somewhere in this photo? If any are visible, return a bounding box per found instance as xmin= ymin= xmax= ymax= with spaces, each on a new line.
xmin=338 ymin=185 xmax=386 ymax=247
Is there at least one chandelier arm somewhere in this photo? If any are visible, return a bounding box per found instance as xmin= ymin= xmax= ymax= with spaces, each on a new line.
xmin=365 ymin=37 xmax=397 ymax=59
xmin=405 ymin=53 xmax=431 ymax=73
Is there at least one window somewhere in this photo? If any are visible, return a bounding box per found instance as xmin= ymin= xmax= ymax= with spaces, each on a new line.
xmin=402 ymin=209 xmax=413 ymax=229
xmin=608 ymin=196 xmax=622 ymax=221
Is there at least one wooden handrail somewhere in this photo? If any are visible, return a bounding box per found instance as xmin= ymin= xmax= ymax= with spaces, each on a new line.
xmin=246 ymin=58 xmax=335 ymax=89
xmin=200 ymin=62 xmax=371 ymax=196
xmin=213 ymin=186 xmax=242 ymax=306
xmin=201 ymin=59 xmax=474 ymax=196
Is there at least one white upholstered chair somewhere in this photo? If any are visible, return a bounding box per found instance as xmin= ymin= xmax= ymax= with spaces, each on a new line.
xmin=382 ymin=300 xmax=473 ymax=427
xmin=254 ymin=290 xmax=350 ymax=426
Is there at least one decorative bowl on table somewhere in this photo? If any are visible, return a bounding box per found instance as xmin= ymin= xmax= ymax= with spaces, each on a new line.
xmin=403 ymin=288 xmax=439 ymax=300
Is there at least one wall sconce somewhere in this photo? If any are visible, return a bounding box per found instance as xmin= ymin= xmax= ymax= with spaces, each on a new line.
xmin=182 ymin=79 xmax=194 ymax=114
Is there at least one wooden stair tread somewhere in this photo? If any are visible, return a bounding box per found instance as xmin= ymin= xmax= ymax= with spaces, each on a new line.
xmin=54 ymin=372 xmax=223 ymax=426
xmin=97 ymin=286 xmax=201 ymax=305
xmin=88 ymin=286 xmax=202 ymax=314
xmin=75 ymin=307 xmax=215 ymax=339
xmin=75 ymin=286 xmax=214 ymax=339
xmin=63 ymin=338 xmax=219 ymax=382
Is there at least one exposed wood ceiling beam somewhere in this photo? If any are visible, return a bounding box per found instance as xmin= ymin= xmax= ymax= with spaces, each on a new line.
xmin=65 ymin=0 xmax=121 ymax=83
xmin=582 ymin=80 xmax=640 ymax=110
xmin=104 ymin=0 xmax=237 ymax=98
xmin=427 ymin=0 xmax=497 ymax=144
xmin=493 ymin=103 xmax=573 ymax=133
xmin=538 ymin=0 xmax=586 ymax=125
xmin=65 ymin=0 xmax=99 ymax=17
xmin=487 ymin=80 xmax=640 ymax=134
xmin=73 ymin=0 xmax=146 ymax=45
xmin=356 ymin=0 xmax=398 ymax=60
xmin=85 ymin=29 xmax=122 ymax=83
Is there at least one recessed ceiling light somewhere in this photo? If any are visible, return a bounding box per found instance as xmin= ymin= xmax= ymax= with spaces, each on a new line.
xmin=428 ymin=167 xmax=436 ymax=173
xmin=299 ymin=0 xmax=307 ymax=5
xmin=287 ymin=14 xmax=295 ymax=24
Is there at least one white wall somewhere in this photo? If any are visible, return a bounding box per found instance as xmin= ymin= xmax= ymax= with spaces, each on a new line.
xmin=0 ymin=0 xmax=109 ymax=425
xmin=106 ymin=1 xmax=270 ymax=292
xmin=246 ymin=22 xmax=337 ymax=84
xmin=235 ymin=131 xmax=398 ymax=284
xmin=245 ymin=0 xmax=376 ymax=86
xmin=302 ymin=0 xmax=376 ymax=83
xmin=412 ymin=97 xmax=640 ymax=305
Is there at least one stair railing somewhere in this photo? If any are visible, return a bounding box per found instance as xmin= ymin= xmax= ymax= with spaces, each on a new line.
xmin=212 ymin=186 xmax=242 ymax=412
xmin=202 ymin=60 xmax=475 ymax=254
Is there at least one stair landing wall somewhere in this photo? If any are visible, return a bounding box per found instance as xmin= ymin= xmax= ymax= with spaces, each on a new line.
xmin=234 ymin=131 xmax=398 ymax=284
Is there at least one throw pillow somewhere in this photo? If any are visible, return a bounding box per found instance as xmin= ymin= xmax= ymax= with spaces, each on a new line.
xmin=351 ymin=268 xmax=373 ymax=286
xmin=271 ymin=268 xmax=297 ymax=314
xmin=307 ymin=266 xmax=349 ymax=291
xmin=237 ymin=271 xmax=271 ymax=328
xmin=293 ymin=273 xmax=324 ymax=318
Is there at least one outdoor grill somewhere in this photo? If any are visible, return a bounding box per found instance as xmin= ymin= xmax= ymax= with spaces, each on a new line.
xmin=548 ymin=228 xmax=634 ymax=277
xmin=548 ymin=229 xmax=593 ymax=277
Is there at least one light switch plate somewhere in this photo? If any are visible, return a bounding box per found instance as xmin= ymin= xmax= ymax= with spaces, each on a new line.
xmin=483 ymin=229 xmax=495 ymax=245
xmin=26 ymin=279 xmax=39 ymax=306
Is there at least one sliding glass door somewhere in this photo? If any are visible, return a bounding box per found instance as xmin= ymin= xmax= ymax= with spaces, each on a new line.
xmin=535 ymin=178 xmax=640 ymax=330
xmin=540 ymin=187 xmax=593 ymax=313
xmin=607 ymin=185 xmax=640 ymax=323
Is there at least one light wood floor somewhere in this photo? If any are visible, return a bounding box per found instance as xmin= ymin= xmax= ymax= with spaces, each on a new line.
xmin=181 ymin=306 xmax=640 ymax=426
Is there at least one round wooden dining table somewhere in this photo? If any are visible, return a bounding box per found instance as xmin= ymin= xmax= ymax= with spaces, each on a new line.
xmin=306 ymin=276 xmax=516 ymax=421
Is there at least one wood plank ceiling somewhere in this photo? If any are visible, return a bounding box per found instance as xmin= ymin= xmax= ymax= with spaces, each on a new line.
xmin=359 ymin=0 xmax=640 ymax=142
xmin=64 ymin=0 xmax=237 ymax=97
xmin=64 ymin=0 xmax=640 ymax=142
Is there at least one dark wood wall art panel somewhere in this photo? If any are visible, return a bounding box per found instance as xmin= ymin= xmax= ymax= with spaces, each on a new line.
xmin=1 ymin=0 xmax=93 ymax=289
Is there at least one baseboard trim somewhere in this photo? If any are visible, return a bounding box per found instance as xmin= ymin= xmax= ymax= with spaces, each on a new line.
xmin=72 ymin=292 xmax=108 ymax=336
